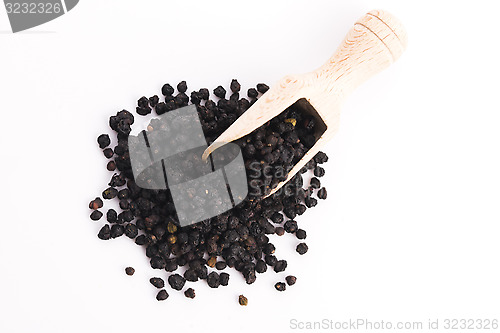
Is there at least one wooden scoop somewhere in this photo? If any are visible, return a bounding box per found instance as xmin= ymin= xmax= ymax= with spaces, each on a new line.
xmin=203 ymin=9 xmax=407 ymax=196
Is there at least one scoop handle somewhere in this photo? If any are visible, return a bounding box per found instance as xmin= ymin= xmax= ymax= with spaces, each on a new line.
xmin=313 ymin=10 xmax=407 ymax=102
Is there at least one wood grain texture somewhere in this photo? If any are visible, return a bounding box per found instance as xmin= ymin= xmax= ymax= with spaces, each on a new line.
xmin=203 ymin=10 xmax=407 ymax=196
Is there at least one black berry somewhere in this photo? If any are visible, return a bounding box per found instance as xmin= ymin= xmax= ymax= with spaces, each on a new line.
xmin=168 ymin=274 xmax=186 ymax=291
xmin=150 ymin=277 xmax=165 ymax=288
xmin=296 ymin=243 xmax=308 ymax=255
xmin=285 ymin=275 xmax=297 ymax=286
xmin=184 ymin=288 xmax=196 ymax=299
xmin=97 ymin=134 xmax=111 ymax=149
xmin=275 ymin=282 xmax=286 ymax=291
xmin=156 ymin=289 xmax=169 ymax=301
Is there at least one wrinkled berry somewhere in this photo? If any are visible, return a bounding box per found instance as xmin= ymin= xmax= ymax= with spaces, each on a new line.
xmin=90 ymin=210 xmax=103 ymax=221
xmin=89 ymin=197 xmax=103 ymax=210
xmin=213 ymin=86 xmax=226 ymax=98
xmin=124 ymin=224 xmax=138 ymax=238
xmin=296 ymin=243 xmax=308 ymax=255
xmin=110 ymin=224 xmax=124 ymax=238
xmin=184 ymin=288 xmax=195 ymax=299
xmin=256 ymin=83 xmax=269 ymax=94
xmin=207 ymin=272 xmax=220 ymax=288
xmin=219 ymin=272 xmax=230 ymax=286
xmin=286 ymin=275 xmax=297 ymax=286
xmin=275 ymin=282 xmax=286 ymax=291
xmin=274 ymin=260 xmax=287 ymax=273
xmin=239 ymin=295 xmax=248 ymax=306
xmin=161 ymin=84 xmax=174 ymax=96
xmin=230 ymin=79 xmax=241 ymax=93
xmin=97 ymin=134 xmax=111 ymax=149
xmin=150 ymin=277 xmax=165 ymax=288
xmin=97 ymin=224 xmax=111 ymax=240
xmin=310 ymin=178 xmax=321 ymax=189
xmin=103 ymin=148 xmax=114 ymax=159
xmin=156 ymin=289 xmax=169 ymax=301
xmin=317 ymin=187 xmax=327 ymax=199
xmin=168 ymin=274 xmax=186 ymax=290
xmin=177 ymin=81 xmax=187 ymax=93
xmin=295 ymin=229 xmax=307 ymax=240
xmin=247 ymin=88 xmax=258 ymax=98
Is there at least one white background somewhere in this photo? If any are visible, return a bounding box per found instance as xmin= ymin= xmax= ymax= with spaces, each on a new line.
xmin=1 ymin=1 xmax=500 ymax=332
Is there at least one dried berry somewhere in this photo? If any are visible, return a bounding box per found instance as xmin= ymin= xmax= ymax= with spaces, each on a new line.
xmin=284 ymin=220 xmax=298 ymax=233
xmin=97 ymin=224 xmax=111 ymax=240
xmin=135 ymin=235 xmax=147 ymax=246
xmin=285 ymin=275 xmax=297 ymax=286
xmin=156 ymin=289 xmax=169 ymax=301
xmin=150 ymin=277 xmax=165 ymax=288
xmin=149 ymin=95 xmax=159 ymax=107
xmin=165 ymin=259 xmax=178 ymax=272
xmin=295 ymin=204 xmax=306 ymax=216
xmin=275 ymin=282 xmax=286 ymax=291
xmin=263 ymin=243 xmax=275 ymax=255
xmin=213 ymin=86 xmax=226 ymax=99
xmin=304 ymin=197 xmax=317 ymax=208
xmin=215 ymin=261 xmax=227 ymax=270
xmin=118 ymin=211 xmax=133 ymax=223
xmin=168 ymin=274 xmax=186 ymax=291
xmin=124 ymin=224 xmax=138 ymax=238
xmin=310 ymin=177 xmax=321 ymax=189
xmin=265 ymin=255 xmax=278 ymax=266
xmin=219 ymin=272 xmax=230 ymax=286
xmin=110 ymin=224 xmax=124 ymax=238
xmin=274 ymin=260 xmax=287 ymax=273
xmin=177 ymin=81 xmax=187 ymax=93
xmin=238 ymin=295 xmax=248 ymax=306
xmin=244 ymin=269 xmax=256 ymax=285
xmin=314 ymin=166 xmax=325 ymax=177
xmin=137 ymin=96 xmax=149 ymax=108
xmin=256 ymin=83 xmax=269 ymax=94
xmin=102 ymin=187 xmax=118 ymax=200
xmin=270 ymin=212 xmax=284 ymax=224
xmin=247 ymin=88 xmax=258 ymax=98
xmin=296 ymin=243 xmax=308 ymax=255
xmin=295 ymin=229 xmax=307 ymax=240
xmin=161 ymin=83 xmax=174 ymax=96
xmin=317 ymin=187 xmax=327 ymax=200
xmin=314 ymin=151 xmax=329 ymax=164
xmin=184 ymin=288 xmax=196 ymax=299
xmin=207 ymin=272 xmax=220 ymax=288
xmin=230 ymin=79 xmax=241 ymax=93
xmin=89 ymin=197 xmax=103 ymax=210
xmin=255 ymin=260 xmax=267 ymax=273
xmin=275 ymin=227 xmax=285 ymax=236
xmin=106 ymin=161 xmax=116 ymax=171
xmin=197 ymin=88 xmax=208 ymax=100
xmin=97 ymin=134 xmax=111 ymax=149
xmin=106 ymin=209 xmax=118 ymax=223
xmin=125 ymin=267 xmax=135 ymax=276
xmin=155 ymin=102 xmax=168 ymax=115
xmin=207 ymin=256 xmax=216 ymax=268
xmin=117 ymin=189 xmax=129 ymax=200
xmin=90 ymin=210 xmax=103 ymax=221
xmin=184 ymin=269 xmax=198 ymax=282
xmin=136 ymin=106 xmax=151 ymax=116
xmin=103 ymin=148 xmax=114 ymax=159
